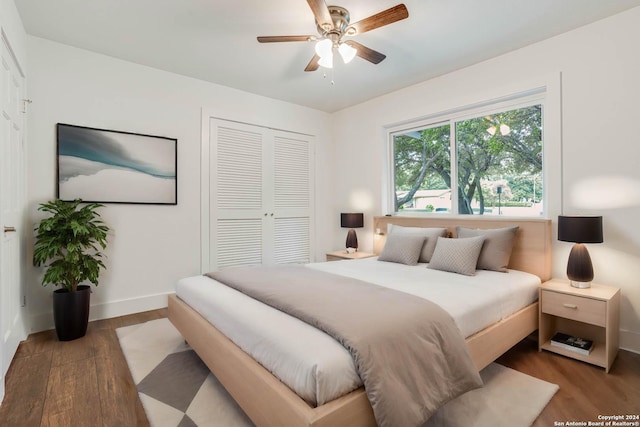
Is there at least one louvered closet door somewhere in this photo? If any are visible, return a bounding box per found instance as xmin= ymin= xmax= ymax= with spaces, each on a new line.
xmin=211 ymin=122 xmax=266 ymax=269
xmin=270 ymin=133 xmax=311 ymax=265
xmin=210 ymin=120 xmax=313 ymax=270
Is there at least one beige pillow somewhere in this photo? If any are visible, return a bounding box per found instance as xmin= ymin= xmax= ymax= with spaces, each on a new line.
xmin=378 ymin=232 xmax=426 ymax=266
xmin=387 ymin=224 xmax=447 ymax=263
xmin=428 ymin=236 xmax=485 ymax=276
xmin=456 ymin=226 xmax=519 ymax=272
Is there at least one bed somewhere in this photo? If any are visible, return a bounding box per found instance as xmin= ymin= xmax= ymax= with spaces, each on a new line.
xmin=168 ymin=216 xmax=552 ymax=427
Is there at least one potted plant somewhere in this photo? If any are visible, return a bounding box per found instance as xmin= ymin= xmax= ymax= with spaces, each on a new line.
xmin=33 ymin=199 xmax=109 ymax=341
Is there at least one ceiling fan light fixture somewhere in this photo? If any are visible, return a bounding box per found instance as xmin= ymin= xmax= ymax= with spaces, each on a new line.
xmin=315 ymin=39 xmax=333 ymax=58
xmin=338 ymin=42 xmax=357 ymax=64
xmin=257 ymin=3 xmax=409 ymax=72
xmin=318 ymin=52 xmax=333 ymax=68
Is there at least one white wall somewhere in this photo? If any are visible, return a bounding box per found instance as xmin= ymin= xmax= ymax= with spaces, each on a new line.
xmin=26 ymin=37 xmax=333 ymax=332
xmin=331 ymin=7 xmax=640 ymax=353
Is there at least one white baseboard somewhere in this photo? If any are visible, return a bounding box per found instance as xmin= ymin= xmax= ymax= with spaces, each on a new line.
xmin=620 ymin=328 xmax=640 ymax=354
xmin=29 ymin=292 xmax=172 ymax=334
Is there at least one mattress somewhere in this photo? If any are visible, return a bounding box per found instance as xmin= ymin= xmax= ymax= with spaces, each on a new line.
xmin=175 ymin=257 xmax=540 ymax=406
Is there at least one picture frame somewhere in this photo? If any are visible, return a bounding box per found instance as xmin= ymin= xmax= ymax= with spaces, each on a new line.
xmin=56 ymin=123 xmax=177 ymax=205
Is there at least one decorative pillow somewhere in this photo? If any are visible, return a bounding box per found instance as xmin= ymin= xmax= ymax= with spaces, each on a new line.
xmin=378 ymin=232 xmax=426 ymax=266
xmin=456 ymin=226 xmax=519 ymax=272
xmin=387 ymin=224 xmax=447 ymax=263
xmin=428 ymin=236 xmax=486 ymax=276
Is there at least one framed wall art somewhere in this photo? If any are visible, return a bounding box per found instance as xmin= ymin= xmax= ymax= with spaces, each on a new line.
xmin=56 ymin=123 xmax=177 ymax=205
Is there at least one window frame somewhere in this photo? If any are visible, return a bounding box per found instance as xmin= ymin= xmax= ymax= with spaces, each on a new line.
xmin=386 ymin=88 xmax=546 ymax=218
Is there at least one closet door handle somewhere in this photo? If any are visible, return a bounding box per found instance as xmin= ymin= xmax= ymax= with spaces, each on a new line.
xmin=3 ymin=226 xmax=16 ymax=233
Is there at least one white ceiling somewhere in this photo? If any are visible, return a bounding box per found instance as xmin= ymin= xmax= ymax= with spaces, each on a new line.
xmin=15 ymin=0 xmax=640 ymax=112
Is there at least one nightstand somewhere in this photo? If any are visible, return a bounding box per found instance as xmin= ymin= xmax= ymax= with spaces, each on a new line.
xmin=539 ymin=279 xmax=620 ymax=372
xmin=326 ymin=250 xmax=376 ymax=261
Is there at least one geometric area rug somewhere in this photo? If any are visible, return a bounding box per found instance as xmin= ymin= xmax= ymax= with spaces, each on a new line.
xmin=116 ymin=318 xmax=253 ymax=427
xmin=117 ymin=318 xmax=558 ymax=427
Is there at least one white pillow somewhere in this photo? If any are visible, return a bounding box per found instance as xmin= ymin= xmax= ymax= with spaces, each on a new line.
xmin=428 ymin=236 xmax=486 ymax=276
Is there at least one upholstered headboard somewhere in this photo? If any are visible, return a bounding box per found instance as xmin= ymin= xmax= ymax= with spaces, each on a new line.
xmin=372 ymin=216 xmax=552 ymax=281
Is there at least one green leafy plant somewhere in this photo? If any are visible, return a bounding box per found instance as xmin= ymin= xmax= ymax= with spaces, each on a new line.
xmin=33 ymin=199 xmax=109 ymax=292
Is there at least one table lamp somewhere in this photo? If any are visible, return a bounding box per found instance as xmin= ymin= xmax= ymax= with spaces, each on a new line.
xmin=341 ymin=213 xmax=364 ymax=252
xmin=558 ymin=215 xmax=603 ymax=288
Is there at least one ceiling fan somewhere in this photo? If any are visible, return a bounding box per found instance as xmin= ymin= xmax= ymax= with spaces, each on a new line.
xmin=257 ymin=0 xmax=409 ymax=72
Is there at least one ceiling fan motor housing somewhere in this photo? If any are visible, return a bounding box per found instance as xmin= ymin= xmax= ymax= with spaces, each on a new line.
xmin=317 ymin=6 xmax=355 ymax=40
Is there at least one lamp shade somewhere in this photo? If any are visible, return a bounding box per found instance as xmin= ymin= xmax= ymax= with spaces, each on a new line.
xmin=341 ymin=213 xmax=363 ymax=228
xmin=558 ymin=216 xmax=603 ymax=244
xmin=315 ymin=39 xmax=333 ymax=58
xmin=338 ymin=42 xmax=357 ymax=64
xmin=317 ymin=53 xmax=333 ymax=69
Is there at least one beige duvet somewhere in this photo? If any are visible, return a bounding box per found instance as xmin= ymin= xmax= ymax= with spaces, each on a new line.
xmin=208 ymin=265 xmax=482 ymax=427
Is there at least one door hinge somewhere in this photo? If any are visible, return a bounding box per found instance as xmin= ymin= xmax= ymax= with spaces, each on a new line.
xmin=21 ymin=99 xmax=32 ymax=114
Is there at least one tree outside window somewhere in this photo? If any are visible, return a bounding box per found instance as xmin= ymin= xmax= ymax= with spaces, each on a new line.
xmin=393 ymin=104 xmax=543 ymax=216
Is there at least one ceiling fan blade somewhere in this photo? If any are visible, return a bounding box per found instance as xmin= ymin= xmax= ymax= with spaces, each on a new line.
xmin=304 ymin=54 xmax=320 ymax=72
xmin=306 ymin=0 xmax=333 ymax=30
xmin=348 ymin=4 xmax=409 ymax=35
xmin=257 ymin=35 xmax=315 ymax=43
xmin=345 ymin=41 xmax=386 ymax=64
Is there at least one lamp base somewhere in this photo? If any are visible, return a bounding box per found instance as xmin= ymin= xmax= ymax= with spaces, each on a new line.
xmin=346 ymin=229 xmax=358 ymax=252
xmin=570 ymin=280 xmax=591 ymax=289
xmin=566 ymin=243 xmax=594 ymax=287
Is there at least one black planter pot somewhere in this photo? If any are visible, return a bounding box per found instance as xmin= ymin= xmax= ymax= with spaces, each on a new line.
xmin=53 ymin=285 xmax=91 ymax=341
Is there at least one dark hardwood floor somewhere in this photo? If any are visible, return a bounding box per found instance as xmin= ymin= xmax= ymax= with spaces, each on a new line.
xmin=1 ymin=309 xmax=639 ymax=426
xmin=0 ymin=309 xmax=166 ymax=427
xmin=497 ymin=337 xmax=640 ymax=426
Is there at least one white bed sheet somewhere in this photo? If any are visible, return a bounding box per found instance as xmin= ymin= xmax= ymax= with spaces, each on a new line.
xmin=175 ymin=257 xmax=540 ymax=406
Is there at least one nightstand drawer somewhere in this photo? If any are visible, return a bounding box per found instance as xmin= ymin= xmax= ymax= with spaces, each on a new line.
xmin=541 ymin=290 xmax=606 ymax=327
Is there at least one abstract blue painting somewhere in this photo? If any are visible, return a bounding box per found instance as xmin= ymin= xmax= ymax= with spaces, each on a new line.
xmin=57 ymin=124 xmax=177 ymax=204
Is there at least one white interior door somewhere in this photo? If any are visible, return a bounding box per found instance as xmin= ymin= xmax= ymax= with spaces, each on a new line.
xmin=0 ymin=34 xmax=26 ymax=403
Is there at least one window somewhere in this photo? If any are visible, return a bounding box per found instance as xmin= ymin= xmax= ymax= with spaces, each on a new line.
xmin=390 ymin=94 xmax=543 ymax=217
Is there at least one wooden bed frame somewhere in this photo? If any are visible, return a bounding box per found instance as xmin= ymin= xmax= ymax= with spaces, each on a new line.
xmin=168 ymin=216 xmax=551 ymax=427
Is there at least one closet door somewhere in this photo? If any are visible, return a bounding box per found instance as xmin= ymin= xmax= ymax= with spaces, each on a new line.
xmin=270 ymin=132 xmax=311 ymax=265
xmin=211 ymin=122 xmax=266 ymax=269
xmin=210 ymin=120 xmax=313 ymax=270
